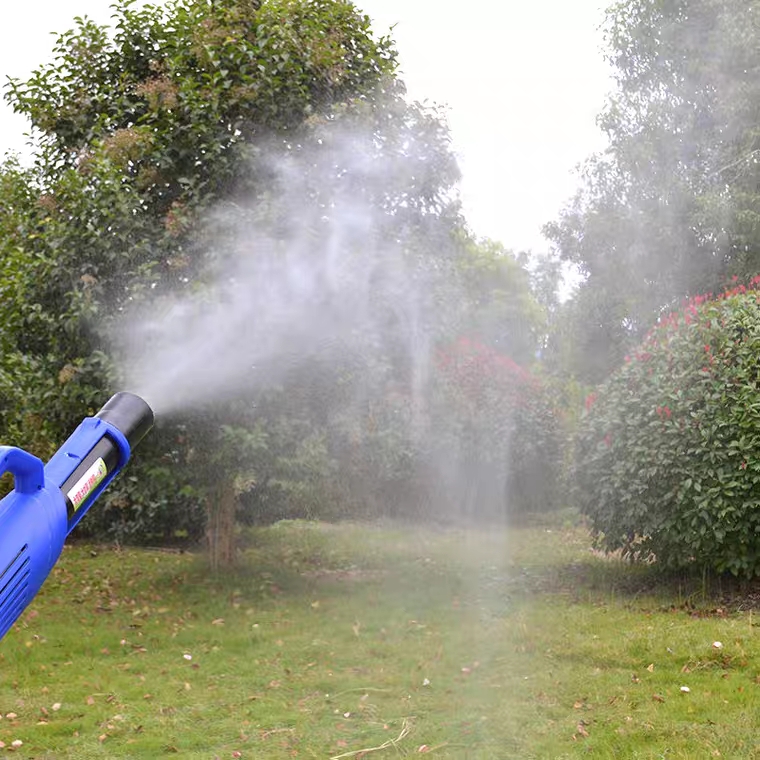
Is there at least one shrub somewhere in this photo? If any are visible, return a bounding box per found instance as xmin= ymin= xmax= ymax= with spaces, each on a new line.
xmin=574 ymin=278 xmax=760 ymax=576
xmin=430 ymin=337 xmax=563 ymax=519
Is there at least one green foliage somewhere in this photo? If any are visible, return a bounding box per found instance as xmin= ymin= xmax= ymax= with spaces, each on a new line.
xmin=546 ymin=0 xmax=760 ymax=382
xmin=455 ymin=238 xmax=546 ymax=364
xmin=0 ymin=0 xmax=408 ymax=542
xmin=574 ymin=279 xmax=760 ymax=576
xmin=77 ymin=457 xmax=207 ymax=545
xmin=0 ymin=0 xmax=552 ymax=548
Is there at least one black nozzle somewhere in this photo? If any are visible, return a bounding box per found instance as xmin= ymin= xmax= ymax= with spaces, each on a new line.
xmin=96 ymin=392 xmax=154 ymax=448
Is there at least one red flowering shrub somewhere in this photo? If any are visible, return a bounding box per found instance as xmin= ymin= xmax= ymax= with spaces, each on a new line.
xmin=574 ymin=277 xmax=760 ymax=576
xmin=431 ymin=337 xmax=562 ymax=518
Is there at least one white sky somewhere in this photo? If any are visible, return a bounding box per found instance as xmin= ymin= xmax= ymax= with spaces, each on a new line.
xmin=0 ymin=0 xmax=613 ymax=254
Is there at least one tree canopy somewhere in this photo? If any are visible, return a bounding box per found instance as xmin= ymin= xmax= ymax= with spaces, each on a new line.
xmin=0 ymin=0 xmax=552 ymax=559
xmin=546 ymin=0 xmax=760 ymax=382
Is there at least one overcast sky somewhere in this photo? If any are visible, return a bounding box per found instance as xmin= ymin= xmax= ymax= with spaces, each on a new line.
xmin=0 ymin=0 xmax=613 ymax=254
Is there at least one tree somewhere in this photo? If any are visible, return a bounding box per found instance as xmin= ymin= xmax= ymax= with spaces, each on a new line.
xmin=545 ymin=0 xmax=760 ymax=382
xmin=0 ymin=0 xmax=403 ymax=556
xmin=2 ymin=0 xmax=553 ymax=559
xmin=7 ymin=0 xmax=541 ymax=560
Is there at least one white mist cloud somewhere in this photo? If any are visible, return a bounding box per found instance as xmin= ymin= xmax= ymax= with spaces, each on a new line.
xmin=115 ymin=126 xmax=445 ymax=416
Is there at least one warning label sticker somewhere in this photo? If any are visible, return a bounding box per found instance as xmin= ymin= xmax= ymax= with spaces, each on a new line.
xmin=67 ymin=458 xmax=108 ymax=511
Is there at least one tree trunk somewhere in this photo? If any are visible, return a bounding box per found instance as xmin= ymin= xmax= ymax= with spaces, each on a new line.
xmin=206 ymin=479 xmax=237 ymax=571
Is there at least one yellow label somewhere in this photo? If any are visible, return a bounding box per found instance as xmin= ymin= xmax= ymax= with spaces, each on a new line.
xmin=67 ymin=458 xmax=108 ymax=511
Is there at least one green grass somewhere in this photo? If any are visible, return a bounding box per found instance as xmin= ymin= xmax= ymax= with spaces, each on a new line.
xmin=1 ymin=518 xmax=760 ymax=758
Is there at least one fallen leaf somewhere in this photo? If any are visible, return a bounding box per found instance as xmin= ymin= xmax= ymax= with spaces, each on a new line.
xmin=52 ymin=703 xmax=61 ymax=711
xmin=576 ymin=721 xmax=590 ymax=738
xmin=646 ymin=663 xmax=655 ymax=672
xmin=86 ymin=696 xmax=95 ymax=706
xmin=212 ymin=618 xmax=224 ymax=626
xmin=652 ymin=694 xmax=666 ymax=703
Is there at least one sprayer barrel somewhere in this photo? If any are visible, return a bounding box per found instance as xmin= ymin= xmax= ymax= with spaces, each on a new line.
xmin=55 ymin=392 xmax=154 ymax=527
xmin=95 ymin=392 xmax=154 ymax=448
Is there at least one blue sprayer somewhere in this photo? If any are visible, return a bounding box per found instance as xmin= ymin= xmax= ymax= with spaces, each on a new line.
xmin=0 ymin=392 xmax=153 ymax=640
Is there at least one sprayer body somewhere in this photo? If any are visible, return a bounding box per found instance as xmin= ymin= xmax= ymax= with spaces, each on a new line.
xmin=0 ymin=393 xmax=153 ymax=641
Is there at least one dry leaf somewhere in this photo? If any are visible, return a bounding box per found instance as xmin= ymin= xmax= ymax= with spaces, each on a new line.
xmin=86 ymin=696 xmax=95 ymax=706
xmin=646 ymin=663 xmax=655 ymax=672
xmin=576 ymin=721 xmax=590 ymax=738
xmin=652 ymin=694 xmax=666 ymax=703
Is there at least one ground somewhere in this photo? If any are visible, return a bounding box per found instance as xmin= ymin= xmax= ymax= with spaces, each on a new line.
xmin=0 ymin=517 xmax=758 ymax=758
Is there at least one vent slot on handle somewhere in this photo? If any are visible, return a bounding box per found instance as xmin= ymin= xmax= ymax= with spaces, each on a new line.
xmin=0 ymin=545 xmax=30 ymax=638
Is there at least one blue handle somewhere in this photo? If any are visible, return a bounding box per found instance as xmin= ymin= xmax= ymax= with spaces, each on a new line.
xmin=0 ymin=446 xmax=44 ymax=494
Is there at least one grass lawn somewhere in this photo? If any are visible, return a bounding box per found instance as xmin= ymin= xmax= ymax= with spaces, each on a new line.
xmin=0 ymin=517 xmax=759 ymax=758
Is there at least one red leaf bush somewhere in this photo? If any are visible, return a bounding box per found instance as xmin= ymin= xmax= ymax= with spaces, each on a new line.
xmin=574 ymin=277 xmax=760 ymax=576
xmin=432 ymin=337 xmax=562 ymax=518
